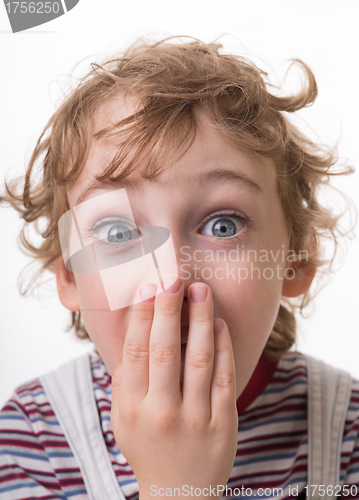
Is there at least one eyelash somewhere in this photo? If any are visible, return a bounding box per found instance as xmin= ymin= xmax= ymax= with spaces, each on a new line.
xmin=84 ymin=210 xmax=252 ymax=247
xmin=83 ymin=218 xmax=138 ymax=249
xmin=200 ymin=211 xmax=252 ymax=242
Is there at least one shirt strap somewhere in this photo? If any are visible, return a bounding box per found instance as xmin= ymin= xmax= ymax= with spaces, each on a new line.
xmin=40 ymin=353 xmax=127 ymax=500
xmin=305 ymin=354 xmax=352 ymax=499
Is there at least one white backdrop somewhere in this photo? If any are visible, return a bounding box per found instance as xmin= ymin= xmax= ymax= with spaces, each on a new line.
xmin=0 ymin=0 xmax=358 ymax=408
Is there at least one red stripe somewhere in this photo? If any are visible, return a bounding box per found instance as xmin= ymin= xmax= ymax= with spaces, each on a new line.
xmin=237 ymin=352 xmax=279 ymax=413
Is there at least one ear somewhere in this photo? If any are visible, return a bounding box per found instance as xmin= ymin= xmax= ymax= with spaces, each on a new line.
xmin=282 ymin=262 xmax=317 ymax=298
xmin=55 ymin=256 xmax=80 ymax=311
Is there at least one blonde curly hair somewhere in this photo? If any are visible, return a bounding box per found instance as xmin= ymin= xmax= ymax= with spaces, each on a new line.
xmin=0 ymin=36 xmax=354 ymax=354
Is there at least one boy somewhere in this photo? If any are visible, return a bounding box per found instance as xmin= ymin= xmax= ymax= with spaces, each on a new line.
xmin=0 ymin=37 xmax=358 ymax=499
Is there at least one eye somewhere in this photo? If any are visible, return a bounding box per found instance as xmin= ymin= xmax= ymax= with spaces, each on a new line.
xmin=201 ymin=213 xmax=246 ymax=239
xmin=98 ymin=222 xmax=134 ymax=243
xmin=87 ymin=218 xmax=139 ymax=247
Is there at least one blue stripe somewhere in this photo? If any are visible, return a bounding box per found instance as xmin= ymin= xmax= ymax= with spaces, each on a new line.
xmin=94 ymin=386 xmax=112 ymax=395
xmin=48 ymin=451 xmax=75 ymax=458
xmin=234 ymin=450 xmax=299 ymax=467
xmin=0 ymin=414 xmax=59 ymax=425
xmin=66 ymin=488 xmax=88 ymax=497
xmin=0 ymin=481 xmax=38 ymax=494
xmin=119 ymin=477 xmax=139 ymax=486
xmin=18 ymin=390 xmax=46 ymax=399
xmin=280 ymin=356 xmax=305 ymax=362
xmin=263 ymin=380 xmax=307 ymax=394
xmin=0 ymin=449 xmax=50 ymax=461
xmin=0 ymin=414 xmax=28 ymax=421
xmin=0 ymin=480 xmax=66 ymax=499
xmin=238 ymin=414 xmax=306 ymax=432
xmin=343 ymin=434 xmax=357 ymax=443
xmin=108 ymin=448 xmax=121 ymax=456
xmin=28 ymin=416 xmax=60 ymax=425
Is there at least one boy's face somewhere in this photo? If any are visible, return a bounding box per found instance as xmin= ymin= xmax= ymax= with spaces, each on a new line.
xmin=62 ymin=96 xmax=292 ymax=398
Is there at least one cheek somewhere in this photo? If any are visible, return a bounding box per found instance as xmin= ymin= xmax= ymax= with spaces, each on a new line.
xmin=74 ymin=272 xmax=130 ymax=374
xmin=74 ymin=272 xmax=110 ymax=310
xmin=205 ymin=257 xmax=283 ymax=395
xmin=81 ymin=308 xmax=129 ymax=375
xmin=214 ymin=259 xmax=282 ymax=343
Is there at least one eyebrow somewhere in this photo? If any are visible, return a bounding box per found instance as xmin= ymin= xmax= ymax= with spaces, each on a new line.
xmin=75 ymin=168 xmax=262 ymax=206
xmin=204 ymin=169 xmax=262 ymax=194
xmin=76 ymin=177 xmax=141 ymax=205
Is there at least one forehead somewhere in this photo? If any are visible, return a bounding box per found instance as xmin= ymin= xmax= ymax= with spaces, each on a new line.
xmin=66 ymin=93 xmax=276 ymax=208
xmin=94 ymin=92 xmax=138 ymax=134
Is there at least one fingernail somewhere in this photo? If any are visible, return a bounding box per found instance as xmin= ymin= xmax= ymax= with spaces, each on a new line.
xmin=140 ymin=283 xmax=157 ymax=302
xmin=190 ymin=284 xmax=208 ymax=303
xmin=162 ymin=275 xmax=181 ymax=293
xmin=214 ymin=318 xmax=223 ymax=334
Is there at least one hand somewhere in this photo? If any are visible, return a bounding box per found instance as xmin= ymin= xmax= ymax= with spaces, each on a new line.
xmin=110 ymin=276 xmax=238 ymax=499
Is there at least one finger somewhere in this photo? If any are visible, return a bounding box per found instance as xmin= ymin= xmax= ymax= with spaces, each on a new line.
xmin=210 ymin=319 xmax=237 ymax=424
xmin=111 ymin=355 xmax=123 ymax=429
xmin=148 ymin=275 xmax=183 ymax=404
xmin=112 ymin=356 xmax=123 ymax=388
xmin=119 ymin=283 xmax=156 ymax=400
xmin=182 ymin=283 xmax=214 ymax=419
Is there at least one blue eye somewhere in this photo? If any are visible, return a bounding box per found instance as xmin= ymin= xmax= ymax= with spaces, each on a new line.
xmin=202 ymin=214 xmax=245 ymax=238
xmin=98 ymin=222 xmax=133 ymax=244
xmin=87 ymin=218 xmax=139 ymax=248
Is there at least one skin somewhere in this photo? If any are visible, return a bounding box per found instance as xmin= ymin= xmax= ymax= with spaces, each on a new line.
xmin=55 ymin=95 xmax=316 ymax=498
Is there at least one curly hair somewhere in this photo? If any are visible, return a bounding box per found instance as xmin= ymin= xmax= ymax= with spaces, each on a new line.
xmin=0 ymin=36 xmax=354 ymax=354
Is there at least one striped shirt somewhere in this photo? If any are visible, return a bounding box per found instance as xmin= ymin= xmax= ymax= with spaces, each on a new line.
xmin=1 ymin=351 xmax=359 ymax=499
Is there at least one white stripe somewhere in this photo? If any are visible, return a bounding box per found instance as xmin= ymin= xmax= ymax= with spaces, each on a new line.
xmin=59 ymin=0 xmax=68 ymax=13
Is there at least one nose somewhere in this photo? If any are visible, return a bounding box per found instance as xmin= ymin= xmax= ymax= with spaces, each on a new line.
xmin=144 ymin=220 xmax=205 ymax=305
